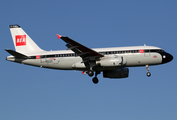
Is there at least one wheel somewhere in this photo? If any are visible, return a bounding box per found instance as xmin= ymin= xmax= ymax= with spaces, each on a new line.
xmin=88 ymin=71 xmax=94 ymax=77
xmin=146 ymin=72 xmax=151 ymax=77
xmin=92 ymin=77 xmax=99 ymax=84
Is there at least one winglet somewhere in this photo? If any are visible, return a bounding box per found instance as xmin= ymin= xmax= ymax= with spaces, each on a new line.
xmin=56 ymin=34 xmax=62 ymax=39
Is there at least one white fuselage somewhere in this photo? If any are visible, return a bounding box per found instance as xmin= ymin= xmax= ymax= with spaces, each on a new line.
xmin=7 ymin=46 xmax=164 ymax=71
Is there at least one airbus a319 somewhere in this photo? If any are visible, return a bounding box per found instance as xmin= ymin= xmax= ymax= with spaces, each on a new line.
xmin=6 ymin=25 xmax=173 ymax=84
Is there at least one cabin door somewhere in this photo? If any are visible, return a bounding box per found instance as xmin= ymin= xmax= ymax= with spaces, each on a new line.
xmin=144 ymin=47 xmax=150 ymax=57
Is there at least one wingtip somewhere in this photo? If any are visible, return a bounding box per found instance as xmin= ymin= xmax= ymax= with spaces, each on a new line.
xmin=56 ymin=34 xmax=62 ymax=39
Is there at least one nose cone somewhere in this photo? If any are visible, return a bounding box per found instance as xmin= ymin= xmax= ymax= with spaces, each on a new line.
xmin=161 ymin=52 xmax=173 ymax=64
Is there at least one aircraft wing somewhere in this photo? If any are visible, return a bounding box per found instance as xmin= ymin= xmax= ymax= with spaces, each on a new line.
xmin=57 ymin=34 xmax=104 ymax=62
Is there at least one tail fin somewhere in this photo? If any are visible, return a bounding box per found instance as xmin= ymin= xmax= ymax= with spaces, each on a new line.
xmin=9 ymin=25 xmax=44 ymax=54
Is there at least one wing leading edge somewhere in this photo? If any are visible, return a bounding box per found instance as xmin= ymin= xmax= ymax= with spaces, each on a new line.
xmin=57 ymin=34 xmax=104 ymax=60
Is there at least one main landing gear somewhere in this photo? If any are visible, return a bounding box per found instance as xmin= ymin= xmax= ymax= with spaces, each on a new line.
xmin=146 ymin=65 xmax=151 ymax=77
xmin=88 ymin=70 xmax=94 ymax=77
xmin=92 ymin=77 xmax=99 ymax=84
xmin=87 ymin=71 xmax=100 ymax=84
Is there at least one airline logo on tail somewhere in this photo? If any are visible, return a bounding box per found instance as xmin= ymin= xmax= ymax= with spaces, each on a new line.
xmin=15 ymin=35 xmax=26 ymax=46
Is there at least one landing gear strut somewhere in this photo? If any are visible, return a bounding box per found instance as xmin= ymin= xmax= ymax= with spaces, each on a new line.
xmin=146 ymin=65 xmax=151 ymax=77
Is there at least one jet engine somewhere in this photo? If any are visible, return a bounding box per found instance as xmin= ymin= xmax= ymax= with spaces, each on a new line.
xmin=103 ymin=68 xmax=129 ymax=78
xmin=98 ymin=56 xmax=126 ymax=67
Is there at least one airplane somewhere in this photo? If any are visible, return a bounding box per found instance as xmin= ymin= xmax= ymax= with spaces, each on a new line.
xmin=5 ymin=25 xmax=173 ymax=84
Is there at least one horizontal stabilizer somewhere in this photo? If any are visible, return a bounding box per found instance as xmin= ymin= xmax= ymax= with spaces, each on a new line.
xmin=5 ymin=49 xmax=30 ymax=59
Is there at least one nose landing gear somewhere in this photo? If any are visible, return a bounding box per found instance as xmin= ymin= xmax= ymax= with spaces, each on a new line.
xmin=146 ymin=65 xmax=151 ymax=77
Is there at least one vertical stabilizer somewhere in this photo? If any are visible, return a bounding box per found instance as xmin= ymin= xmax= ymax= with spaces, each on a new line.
xmin=9 ymin=25 xmax=44 ymax=54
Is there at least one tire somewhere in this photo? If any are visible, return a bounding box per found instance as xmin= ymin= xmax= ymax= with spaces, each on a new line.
xmin=88 ymin=71 xmax=94 ymax=77
xmin=92 ymin=77 xmax=99 ymax=84
xmin=146 ymin=72 xmax=151 ymax=77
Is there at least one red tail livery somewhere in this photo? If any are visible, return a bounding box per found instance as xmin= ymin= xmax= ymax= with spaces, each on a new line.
xmin=16 ymin=35 xmax=26 ymax=46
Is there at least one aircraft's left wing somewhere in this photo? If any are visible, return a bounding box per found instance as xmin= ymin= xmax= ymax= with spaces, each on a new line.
xmin=57 ymin=34 xmax=104 ymax=62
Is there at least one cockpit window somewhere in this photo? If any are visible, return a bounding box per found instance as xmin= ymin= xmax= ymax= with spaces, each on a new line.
xmin=156 ymin=49 xmax=164 ymax=52
xmin=149 ymin=49 xmax=164 ymax=52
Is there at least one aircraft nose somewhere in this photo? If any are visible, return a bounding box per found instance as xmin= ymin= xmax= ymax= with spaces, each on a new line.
xmin=161 ymin=52 xmax=173 ymax=64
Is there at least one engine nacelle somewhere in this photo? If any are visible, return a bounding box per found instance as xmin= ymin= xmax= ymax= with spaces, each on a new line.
xmin=98 ymin=56 xmax=126 ymax=67
xmin=103 ymin=68 xmax=129 ymax=78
